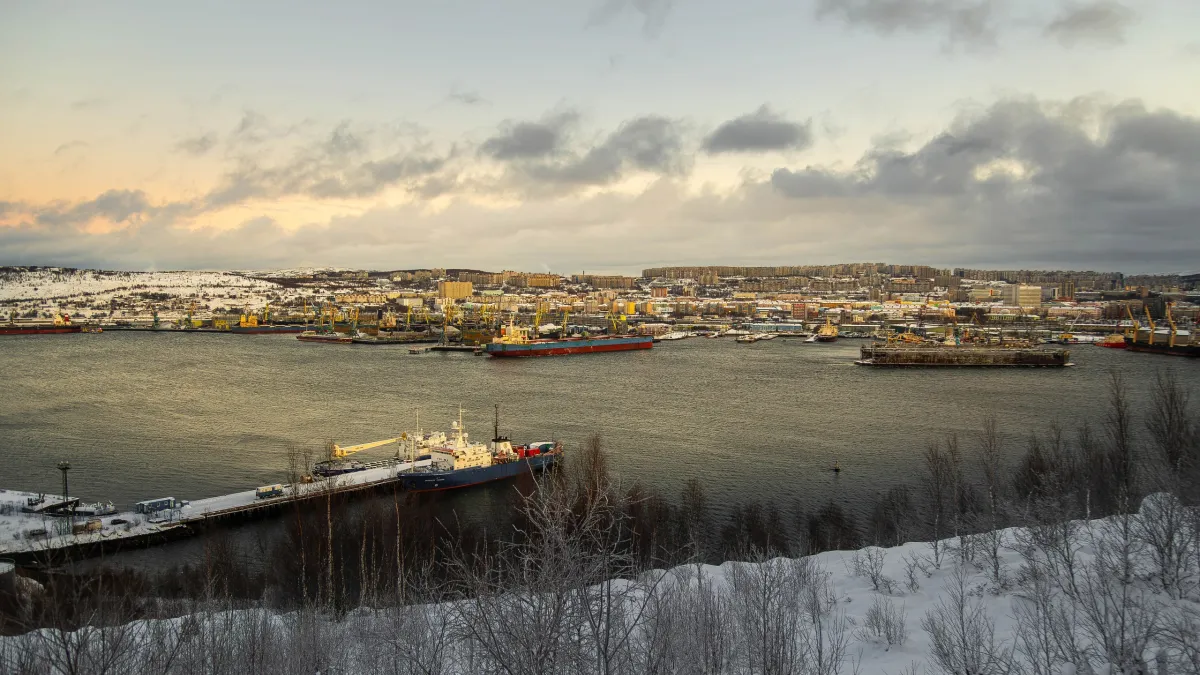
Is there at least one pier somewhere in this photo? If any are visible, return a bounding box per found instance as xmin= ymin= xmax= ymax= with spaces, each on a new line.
xmin=0 ymin=457 xmax=434 ymax=566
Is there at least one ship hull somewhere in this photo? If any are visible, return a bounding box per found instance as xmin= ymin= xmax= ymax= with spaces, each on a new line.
xmin=397 ymin=453 xmax=559 ymax=491
xmin=297 ymin=333 xmax=353 ymax=343
xmin=230 ymin=325 xmax=307 ymax=334
xmin=857 ymin=345 xmax=1071 ymax=367
xmin=1125 ymin=338 xmax=1200 ymax=357
xmin=486 ymin=336 xmax=653 ymax=357
xmin=0 ymin=325 xmax=82 ymax=335
xmin=815 ymin=335 xmax=837 ymax=342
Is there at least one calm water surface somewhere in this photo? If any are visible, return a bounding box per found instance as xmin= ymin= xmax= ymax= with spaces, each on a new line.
xmin=2 ymin=332 xmax=1197 ymax=565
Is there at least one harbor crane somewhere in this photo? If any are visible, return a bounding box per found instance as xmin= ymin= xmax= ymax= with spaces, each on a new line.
xmin=328 ymin=436 xmax=401 ymax=459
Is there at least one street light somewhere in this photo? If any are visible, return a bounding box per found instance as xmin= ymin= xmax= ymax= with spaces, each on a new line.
xmin=57 ymin=461 xmax=71 ymax=515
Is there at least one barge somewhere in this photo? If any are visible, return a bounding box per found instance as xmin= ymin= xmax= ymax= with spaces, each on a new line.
xmin=856 ymin=344 xmax=1071 ymax=367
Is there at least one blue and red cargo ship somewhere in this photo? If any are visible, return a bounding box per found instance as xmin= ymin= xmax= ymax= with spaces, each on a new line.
xmin=396 ymin=409 xmax=563 ymax=491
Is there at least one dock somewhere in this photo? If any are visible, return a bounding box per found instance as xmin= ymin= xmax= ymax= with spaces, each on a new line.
xmin=0 ymin=457 xmax=434 ymax=566
xmin=855 ymin=344 xmax=1071 ymax=367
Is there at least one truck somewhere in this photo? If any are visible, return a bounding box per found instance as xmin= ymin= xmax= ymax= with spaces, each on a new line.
xmin=255 ymin=484 xmax=286 ymax=499
xmin=134 ymin=497 xmax=178 ymax=514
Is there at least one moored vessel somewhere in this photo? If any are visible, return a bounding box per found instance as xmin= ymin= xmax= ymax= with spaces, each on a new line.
xmin=396 ymin=408 xmax=562 ymax=491
xmin=297 ymin=331 xmax=353 ymax=344
xmin=1096 ymin=334 xmax=1127 ymax=349
xmin=484 ymin=319 xmax=652 ymax=357
xmin=856 ymin=343 xmax=1071 ymax=367
xmin=815 ymin=317 xmax=839 ymax=342
xmin=1 ymin=313 xmax=82 ymax=335
xmin=1123 ymin=302 xmax=1198 ymax=357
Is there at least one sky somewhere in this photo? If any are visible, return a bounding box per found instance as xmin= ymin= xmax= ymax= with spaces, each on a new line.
xmin=1 ymin=0 xmax=1198 ymax=274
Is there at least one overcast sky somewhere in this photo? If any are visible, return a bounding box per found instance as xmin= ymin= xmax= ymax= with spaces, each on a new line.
xmin=1 ymin=0 xmax=1198 ymax=274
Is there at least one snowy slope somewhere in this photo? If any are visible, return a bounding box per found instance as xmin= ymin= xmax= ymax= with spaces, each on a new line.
xmin=3 ymin=495 xmax=1196 ymax=674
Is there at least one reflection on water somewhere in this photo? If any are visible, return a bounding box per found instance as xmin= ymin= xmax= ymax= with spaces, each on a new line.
xmin=3 ymin=332 xmax=1196 ymax=567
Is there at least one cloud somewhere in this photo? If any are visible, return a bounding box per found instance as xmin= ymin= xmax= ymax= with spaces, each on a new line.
xmin=814 ymin=0 xmax=1002 ymax=48
xmin=69 ymin=97 xmax=108 ymax=111
xmin=9 ymin=97 xmax=1200 ymax=273
xmin=501 ymin=115 xmax=688 ymax=189
xmin=1044 ymin=1 xmax=1136 ymax=46
xmin=202 ymin=121 xmax=450 ymax=206
xmin=480 ymin=111 xmax=579 ymax=161
xmin=703 ymin=106 xmax=814 ymax=154
xmin=175 ymin=132 xmax=219 ymax=156
xmin=587 ymin=0 xmax=677 ymax=38
xmin=447 ymin=88 xmax=486 ymax=106
xmin=34 ymin=190 xmax=154 ymax=228
xmin=53 ymin=141 xmax=89 ymax=156
xmin=230 ymin=109 xmax=271 ymax=145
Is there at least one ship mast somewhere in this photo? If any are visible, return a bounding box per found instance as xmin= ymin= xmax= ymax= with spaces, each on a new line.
xmin=494 ymin=403 xmax=500 ymax=442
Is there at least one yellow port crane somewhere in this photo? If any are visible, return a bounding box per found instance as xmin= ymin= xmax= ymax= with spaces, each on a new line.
xmin=329 ymin=436 xmax=401 ymax=459
xmin=1144 ymin=305 xmax=1156 ymax=346
xmin=1166 ymin=301 xmax=1178 ymax=348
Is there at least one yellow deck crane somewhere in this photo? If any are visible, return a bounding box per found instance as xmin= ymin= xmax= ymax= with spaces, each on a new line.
xmin=328 ymin=436 xmax=402 ymax=459
xmin=1144 ymin=305 xmax=1156 ymax=346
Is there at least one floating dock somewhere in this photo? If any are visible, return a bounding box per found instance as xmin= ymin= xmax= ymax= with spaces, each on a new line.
xmin=856 ymin=344 xmax=1071 ymax=367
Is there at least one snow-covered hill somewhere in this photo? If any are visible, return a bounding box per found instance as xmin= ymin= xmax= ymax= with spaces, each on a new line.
xmin=0 ymin=268 xmax=279 ymax=302
xmin=3 ymin=495 xmax=1196 ymax=674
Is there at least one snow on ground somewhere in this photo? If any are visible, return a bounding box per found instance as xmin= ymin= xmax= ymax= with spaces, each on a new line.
xmin=0 ymin=460 xmax=432 ymax=555
xmin=0 ymin=268 xmax=279 ymax=302
xmin=3 ymin=496 xmax=1197 ymax=673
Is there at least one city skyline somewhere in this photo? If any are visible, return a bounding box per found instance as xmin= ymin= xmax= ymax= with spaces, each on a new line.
xmin=2 ymin=0 xmax=1199 ymax=273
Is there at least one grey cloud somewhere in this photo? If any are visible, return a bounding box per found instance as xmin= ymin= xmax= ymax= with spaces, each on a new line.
xmin=175 ymin=132 xmax=219 ymax=156
xmin=703 ymin=106 xmax=813 ymax=154
xmin=36 ymin=190 xmax=153 ymax=228
xmin=766 ymin=97 xmax=1200 ymax=267
xmin=70 ymin=97 xmax=107 ymax=111
xmin=204 ymin=122 xmax=448 ymax=206
xmin=520 ymin=115 xmax=687 ymax=186
xmin=814 ymin=0 xmax=1001 ymax=48
xmin=447 ymin=89 xmax=486 ymax=106
xmin=53 ymin=141 xmax=89 ymax=156
xmin=1044 ymin=1 xmax=1136 ymax=46
xmin=480 ymin=111 xmax=578 ymax=160
xmin=588 ymin=0 xmax=677 ymax=38
xmin=231 ymin=110 xmax=270 ymax=144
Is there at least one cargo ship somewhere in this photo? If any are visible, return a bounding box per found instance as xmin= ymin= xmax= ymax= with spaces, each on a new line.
xmin=231 ymin=324 xmax=307 ymax=334
xmin=397 ymin=408 xmax=562 ymax=491
xmin=484 ymin=319 xmax=652 ymax=357
xmin=856 ymin=343 xmax=1071 ymax=367
xmin=1 ymin=314 xmax=82 ymax=335
xmin=1123 ymin=303 xmax=1198 ymax=357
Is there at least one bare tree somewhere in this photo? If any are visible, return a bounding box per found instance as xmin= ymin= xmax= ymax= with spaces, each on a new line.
xmin=727 ymin=550 xmax=814 ymax=675
xmin=920 ymin=564 xmax=1013 ymax=675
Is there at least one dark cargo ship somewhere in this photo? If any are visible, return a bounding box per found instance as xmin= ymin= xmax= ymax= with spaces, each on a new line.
xmin=856 ymin=344 xmax=1071 ymax=367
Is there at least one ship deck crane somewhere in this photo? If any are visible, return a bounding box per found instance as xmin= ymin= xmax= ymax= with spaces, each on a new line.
xmin=329 ymin=436 xmax=401 ymax=459
xmin=1144 ymin=305 xmax=1156 ymax=346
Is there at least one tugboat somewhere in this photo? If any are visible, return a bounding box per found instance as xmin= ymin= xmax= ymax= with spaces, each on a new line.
xmin=1096 ymin=333 xmax=1127 ymax=349
xmin=397 ymin=406 xmax=562 ymax=491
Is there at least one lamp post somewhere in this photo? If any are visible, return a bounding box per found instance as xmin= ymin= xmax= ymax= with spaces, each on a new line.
xmin=57 ymin=461 xmax=71 ymax=515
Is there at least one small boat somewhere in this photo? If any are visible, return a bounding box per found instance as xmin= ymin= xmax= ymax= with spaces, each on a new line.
xmin=1096 ymin=333 xmax=1128 ymax=349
